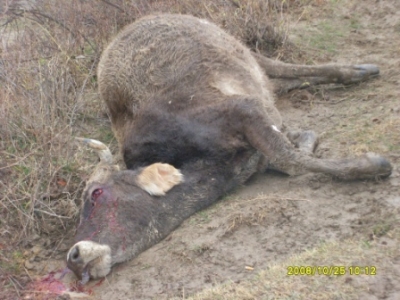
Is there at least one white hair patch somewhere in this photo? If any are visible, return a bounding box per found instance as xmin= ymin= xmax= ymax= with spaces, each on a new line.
xmin=271 ymin=125 xmax=281 ymax=133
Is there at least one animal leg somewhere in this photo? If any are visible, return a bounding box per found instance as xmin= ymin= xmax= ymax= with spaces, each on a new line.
xmin=287 ymin=130 xmax=319 ymax=154
xmin=252 ymin=53 xmax=379 ymax=93
xmin=270 ymin=77 xmax=344 ymax=95
xmin=233 ymin=97 xmax=392 ymax=180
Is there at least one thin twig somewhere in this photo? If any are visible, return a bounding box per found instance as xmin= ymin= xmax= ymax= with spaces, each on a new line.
xmin=24 ymin=267 xmax=33 ymax=281
xmin=1 ymin=195 xmax=34 ymax=222
xmin=298 ymin=97 xmax=351 ymax=105
xmin=33 ymin=209 xmax=73 ymax=219
xmin=203 ymin=3 xmax=216 ymax=22
xmin=99 ymin=0 xmax=125 ymax=12
xmin=49 ymin=237 xmax=65 ymax=259
xmin=242 ymin=195 xmax=311 ymax=203
xmin=8 ymin=276 xmax=21 ymax=298
xmin=0 ymin=150 xmax=38 ymax=170
xmin=28 ymin=9 xmax=97 ymax=53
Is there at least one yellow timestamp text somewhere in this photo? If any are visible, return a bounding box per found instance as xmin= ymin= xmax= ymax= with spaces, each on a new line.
xmin=287 ymin=266 xmax=376 ymax=276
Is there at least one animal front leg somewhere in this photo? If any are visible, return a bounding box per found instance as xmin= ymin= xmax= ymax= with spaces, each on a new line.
xmin=286 ymin=130 xmax=319 ymax=154
xmin=258 ymin=129 xmax=319 ymax=172
xmin=234 ymin=97 xmax=392 ymax=179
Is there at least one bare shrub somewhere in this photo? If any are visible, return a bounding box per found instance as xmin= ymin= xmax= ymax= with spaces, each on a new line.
xmin=0 ymin=1 xmax=111 ymax=238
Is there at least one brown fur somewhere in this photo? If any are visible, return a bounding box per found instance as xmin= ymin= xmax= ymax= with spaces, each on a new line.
xmin=97 ymin=14 xmax=280 ymax=147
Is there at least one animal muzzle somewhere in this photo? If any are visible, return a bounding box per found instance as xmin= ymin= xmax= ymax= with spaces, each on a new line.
xmin=67 ymin=241 xmax=112 ymax=284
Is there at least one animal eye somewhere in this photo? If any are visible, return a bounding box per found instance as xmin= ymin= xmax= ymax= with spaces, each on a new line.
xmin=91 ymin=188 xmax=103 ymax=201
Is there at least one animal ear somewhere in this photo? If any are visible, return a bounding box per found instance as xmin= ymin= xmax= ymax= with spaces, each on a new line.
xmin=135 ymin=163 xmax=184 ymax=196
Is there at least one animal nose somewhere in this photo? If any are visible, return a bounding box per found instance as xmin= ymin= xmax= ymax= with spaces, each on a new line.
xmin=66 ymin=241 xmax=112 ymax=282
xmin=67 ymin=245 xmax=82 ymax=265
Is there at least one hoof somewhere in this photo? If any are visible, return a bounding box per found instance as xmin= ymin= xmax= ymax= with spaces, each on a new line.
xmin=336 ymin=153 xmax=392 ymax=180
xmin=287 ymin=130 xmax=319 ymax=154
xmin=347 ymin=64 xmax=380 ymax=84
xmin=365 ymin=153 xmax=392 ymax=179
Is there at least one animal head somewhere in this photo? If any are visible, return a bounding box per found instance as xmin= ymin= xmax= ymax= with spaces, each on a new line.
xmin=68 ymin=138 xmax=183 ymax=283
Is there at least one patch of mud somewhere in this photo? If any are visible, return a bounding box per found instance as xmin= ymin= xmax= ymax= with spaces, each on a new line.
xmin=26 ymin=0 xmax=400 ymax=299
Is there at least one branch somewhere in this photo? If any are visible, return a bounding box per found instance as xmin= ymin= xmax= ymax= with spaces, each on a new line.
xmin=98 ymin=0 xmax=125 ymax=12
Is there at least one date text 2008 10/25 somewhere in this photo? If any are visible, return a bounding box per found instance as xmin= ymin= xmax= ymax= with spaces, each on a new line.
xmin=287 ymin=266 xmax=377 ymax=276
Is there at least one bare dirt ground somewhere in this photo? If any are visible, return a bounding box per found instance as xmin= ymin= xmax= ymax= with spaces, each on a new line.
xmin=10 ymin=0 xmax=400 ymax=299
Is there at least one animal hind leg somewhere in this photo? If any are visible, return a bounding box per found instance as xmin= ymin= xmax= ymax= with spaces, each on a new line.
xmin=252 ymin=53 xmax=379 ymax=93
xmin=270 ymin=77 xmax=344 ymax=95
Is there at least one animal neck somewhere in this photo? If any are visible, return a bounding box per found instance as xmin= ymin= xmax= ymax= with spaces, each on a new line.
xmin=115 ymin=152 xmax=261 ymax=264
xmin=151 ymin=152 xmax=261 ymax=237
